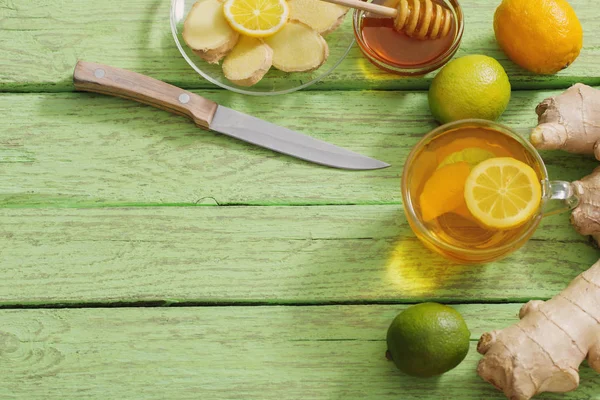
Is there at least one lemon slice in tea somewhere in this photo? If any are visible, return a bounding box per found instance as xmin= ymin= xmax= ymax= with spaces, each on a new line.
xmin=464 ymin=157 xmax=542 ymax=229
xmin=420 ymin=161 xmax=471 ymax=222
xmin=438 ymin=147 xmax=496 ymax=169
xmin=223 ymin=0 xmax=290 ymax=38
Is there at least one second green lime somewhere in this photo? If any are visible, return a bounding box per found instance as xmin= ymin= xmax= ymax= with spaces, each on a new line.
xmin=428 ymin=55 xmax=511 ymax=124
xmin=386 ymin=303 xmax=470 ymax=377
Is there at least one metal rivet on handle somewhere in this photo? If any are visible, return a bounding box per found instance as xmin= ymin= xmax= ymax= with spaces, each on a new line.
xmin=178 ymin=93 xmax=190 ymax=104
xmin=94 ymin=69 xmax=105 ymax=78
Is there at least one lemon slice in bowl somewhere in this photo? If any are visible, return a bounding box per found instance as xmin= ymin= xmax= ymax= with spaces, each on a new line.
xmin=464 ymin=157 xmax=542 ymax=229
xmin=223 ymin=0 xmax=290 ymax=38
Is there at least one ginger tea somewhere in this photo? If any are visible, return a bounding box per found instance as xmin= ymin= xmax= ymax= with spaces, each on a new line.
xmin=405 ymin=125 xmax=545 ymax=263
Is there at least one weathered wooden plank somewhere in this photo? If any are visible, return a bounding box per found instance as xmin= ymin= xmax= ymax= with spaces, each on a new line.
xmin=1 ymin=0 xmax=600 ymax=92
xmin=0 ymin=206 xmax=596 ymax=305
xmin=1 ymin=89 xmax=597 ymax=207
xmin=0 ymin=304 xmax=598 ymax=399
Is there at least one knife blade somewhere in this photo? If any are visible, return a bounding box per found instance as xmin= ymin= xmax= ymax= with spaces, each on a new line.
xmin=210 ymin=106 xmax=389 ymax=170
xmin=73 ymin=61 xmax=390 ymax=170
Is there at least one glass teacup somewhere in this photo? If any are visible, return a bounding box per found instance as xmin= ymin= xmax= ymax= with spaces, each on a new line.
xmin=401 ymin=119 xmax=579 ymax=264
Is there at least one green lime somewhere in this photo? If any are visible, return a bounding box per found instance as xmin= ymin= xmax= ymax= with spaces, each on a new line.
xmin=428 ymin=55 xmax=511 ymax=124
xmin=437 ymin=147 xmax=496 ymax=169
xmin=386 ymin=303 xmax=470 ymax=377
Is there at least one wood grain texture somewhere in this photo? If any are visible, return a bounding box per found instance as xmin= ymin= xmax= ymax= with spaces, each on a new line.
xmin=1 ymin=0 xmax=600 ymax=92
xmin=1 ymin=89 xmax=598 ymax=207
xmin=0 ymin=206 xmax=596 ymax=305
xmin=1 ymin=305 xmax=599 ymax=400
xmin=4 ymin=1 xmax=600 ymax=398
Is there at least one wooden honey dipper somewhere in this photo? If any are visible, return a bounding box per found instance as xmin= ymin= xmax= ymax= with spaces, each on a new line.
xmin=323 ymin=0 xmax=453 ymax=40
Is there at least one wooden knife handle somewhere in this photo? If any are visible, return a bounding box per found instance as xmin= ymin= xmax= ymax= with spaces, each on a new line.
xmin=73 ymin=61 xmax=218 ymax=129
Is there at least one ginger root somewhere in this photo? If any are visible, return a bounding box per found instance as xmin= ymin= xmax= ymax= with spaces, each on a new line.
xmin=531 ymin=83 xmax=600 ymax=158
xmin=223 ymin=36 xmax=273 ymax=87
xmin=182 ymin=0 xmax=239 ymax=64
xmin=477 ymin=258 xmax=600 ymax=400
xmin=182 ymin=0 xmax=346 ymax=85
xmin=264 ymin=21 xmax=329 ymax=73
xmin=571 ymin=166 xmax=600 ymax=244
xmin=288 ymin=0 xmax=348 ymax=35
xmin=529 ymin=84 xmax=600 ymax=244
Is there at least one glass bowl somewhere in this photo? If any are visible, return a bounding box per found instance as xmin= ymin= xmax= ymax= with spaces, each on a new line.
xmin=170 ymin=0 xmax=356 ymax=96
xmin=353 ymin=0 xmax=464 ymax=75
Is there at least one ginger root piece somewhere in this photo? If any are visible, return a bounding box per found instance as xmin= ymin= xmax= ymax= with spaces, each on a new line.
xmin=288 ymin=0 xmax=349 ymax=35
xmin=182 ymin=0 xmax=239 ymax=64
xmin=222 ymin=36 xmax=273 ymax=87
xmin=477 ymin=258 xmax=600 ymax=400
xmin=264 ymin=21 xmax=329 ymax=73
xmin=571 ymin=166 xmax=600 ymax=244
xmin=531 ymin=83 xmax=600 ymax=158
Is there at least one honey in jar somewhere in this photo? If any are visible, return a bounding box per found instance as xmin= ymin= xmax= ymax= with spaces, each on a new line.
xmin=354 ymin=0 xmax=463 ymax=74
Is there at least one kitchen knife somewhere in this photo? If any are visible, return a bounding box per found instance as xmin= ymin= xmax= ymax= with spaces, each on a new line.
xmin=73 ymin=61 xmax=390 ymax=170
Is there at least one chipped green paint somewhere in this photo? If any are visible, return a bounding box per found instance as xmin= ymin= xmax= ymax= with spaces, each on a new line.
xmin=0 ymin=206 xmax=596 ymax=305
xmin=0 ymin=305 xmax=599 ymax=399
xmin=1 ymin=0 xmax=600 ymax=399
xmin=0 ymin=90 xmax=597 ymax=207
xmin=0 ymin=148 xmax=35 ymax=163
xmin=1 ymin=0 xmax=600 ymax=92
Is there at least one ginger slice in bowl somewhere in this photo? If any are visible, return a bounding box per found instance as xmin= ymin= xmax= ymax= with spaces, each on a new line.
xmin=264 ymin=21 xmax=329 ymax=73
xmin=288 ymin=0 xmax=349 ymax=35
xmin=223 ymin=36 xmax=273 ymax=87
xmin=182 ymin=0 xmax=239 ymax=64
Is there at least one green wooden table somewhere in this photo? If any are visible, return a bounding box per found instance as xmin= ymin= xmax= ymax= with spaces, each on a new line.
xmin=2 ymin=1 xmax=600 ymax=398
